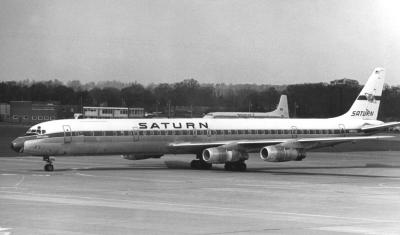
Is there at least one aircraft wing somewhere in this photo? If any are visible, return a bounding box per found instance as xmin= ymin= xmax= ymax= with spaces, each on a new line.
xmin=361 ymin=122 xmax=400 ymax=132
xmin=169 ymin=135 xmax=393 ymax=153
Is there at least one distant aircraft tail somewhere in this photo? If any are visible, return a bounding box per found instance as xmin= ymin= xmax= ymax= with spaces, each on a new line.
xmin=273 ymin=95 xmax=289 ymax=118
xmin=338 ymin=67 xmax=385 ymax=120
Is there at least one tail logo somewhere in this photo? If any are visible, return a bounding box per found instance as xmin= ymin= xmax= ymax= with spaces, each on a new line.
xmin=357 ymin=93 xmax=380 ymax=103
xmin=351 ymin=109 xmax=374 ymax=117
xmin=366 ymin=93 xmax=377 ymax=103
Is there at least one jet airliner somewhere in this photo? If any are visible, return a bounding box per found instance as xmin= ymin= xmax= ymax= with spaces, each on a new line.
xmin=11 ymin=68 xmax=399 ymax=171
xmin=203 ymin=94 xmax=289 ymax=118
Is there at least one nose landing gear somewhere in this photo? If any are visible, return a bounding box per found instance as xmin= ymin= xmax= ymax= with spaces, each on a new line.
xmin=43 ymin=155 xmax=55 ymax=171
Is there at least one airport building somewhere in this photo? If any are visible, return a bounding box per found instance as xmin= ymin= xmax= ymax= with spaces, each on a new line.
xmin=8 ymin=101 xmax=81 ymax=124
xmin=10 ymin=101 xmax=57 ymax=123
xmin=330 ymin=78 xmax=359 ymax=86
xmin=82 ymin=106 xmax=144 ymax=118
xmin=0 ymin=103 xmax=10 ymax=121
xmin=3 ymin=102 xmax=144 ymax=123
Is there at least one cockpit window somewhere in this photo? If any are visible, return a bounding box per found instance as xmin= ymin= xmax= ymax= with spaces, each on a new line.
xmin=25 ymin=127 xmax=47 ymax=136
xmin=24 ymin=132 xmax=38 ymax=136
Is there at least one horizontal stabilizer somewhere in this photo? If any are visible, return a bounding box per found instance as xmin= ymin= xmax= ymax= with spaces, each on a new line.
xmin=361 ymin=122 xmax=400 ymax=132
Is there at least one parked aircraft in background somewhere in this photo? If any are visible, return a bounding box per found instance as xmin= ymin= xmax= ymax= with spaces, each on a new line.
xmin=11 ymin=68 xmax=399 ymax=171
xmin=203 ymin=94 xmax=289 ymax=118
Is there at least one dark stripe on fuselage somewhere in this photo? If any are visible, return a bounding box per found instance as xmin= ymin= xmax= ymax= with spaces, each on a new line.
xmin=357 ymin=95 xmax=381 ymax=100
xmin=41 ymin=128 xmax=360 ymax=139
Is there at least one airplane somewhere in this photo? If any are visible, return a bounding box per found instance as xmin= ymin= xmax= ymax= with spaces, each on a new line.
xmin=11 ymin=68 xmax=400 ymax=172
xmin=203 ymin=94 xmax=289 ymax=118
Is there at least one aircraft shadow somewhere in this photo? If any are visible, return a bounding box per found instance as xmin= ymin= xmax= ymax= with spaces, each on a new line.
xmin=34 ymin=161 xmax=400 ymax=179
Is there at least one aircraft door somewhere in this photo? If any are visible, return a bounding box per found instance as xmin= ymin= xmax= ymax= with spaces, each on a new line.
xmin=132 ymin=127 xmax=139 ymax=142
xmin=63 ymin=125 xmax=72 ymax=143
xmin=339 ymin=124 xmax=346 ymax=136
xmin=291 ymin=126 xmax=298 ymax=138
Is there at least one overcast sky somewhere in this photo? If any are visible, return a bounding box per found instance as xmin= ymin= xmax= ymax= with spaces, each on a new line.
xmin=0 ymin=0 xmax=399 ymax=85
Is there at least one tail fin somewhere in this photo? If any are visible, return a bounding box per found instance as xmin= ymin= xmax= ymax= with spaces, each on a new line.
xmin=339 ymin=67 xmax=385 ymax=120
xmin=274 ymin=95 xmax=289 ymax=118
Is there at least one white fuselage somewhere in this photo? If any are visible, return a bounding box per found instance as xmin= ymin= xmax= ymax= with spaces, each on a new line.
xmin=20 ymin=117 xmax=382 ymax=156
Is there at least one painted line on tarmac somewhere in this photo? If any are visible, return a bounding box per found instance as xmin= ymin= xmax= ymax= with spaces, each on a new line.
xmin=0 ymin=226 xmax=11 ymax=235
xmin=75 ymin=173 xmax=95 ymax=177
xmin=0 ymin=190 xmax=398 ymax=224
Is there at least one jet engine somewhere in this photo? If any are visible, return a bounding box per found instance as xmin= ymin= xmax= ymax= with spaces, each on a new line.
xmin=122 ymin=154 xmax=163 ymax=160
xmin=202 ymin=147 xmax=248 ymax=164
xmin=260 ymin=145 xmax=305 ymax=162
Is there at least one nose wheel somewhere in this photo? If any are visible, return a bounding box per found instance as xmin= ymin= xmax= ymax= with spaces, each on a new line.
xmin=43 ymin=156 xmax=55 ymax=172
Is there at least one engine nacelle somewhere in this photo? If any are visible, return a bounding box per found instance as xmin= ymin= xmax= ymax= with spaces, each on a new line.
xmin=260 ymin=145 xmax=306 ymax=162
xmin=122 ymin=154 xmax=163 ymax=160
xmin=202 ymin=147 xmax=248 ymax=164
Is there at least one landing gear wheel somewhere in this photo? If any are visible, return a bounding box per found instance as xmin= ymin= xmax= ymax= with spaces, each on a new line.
xmin=43 ymin=155 xmax=55 ymax=172
xmin=44 ymin=164 xmax=54 ymax=172
xmin=237 ymin=162 xmax=246 ymax=171
xmin=224 ymin=162 xmax=232 ymax=171
xmin=224 ymin=161 xmax=246 ymax=172
xmin=190 ymin=160 xmax=212 ymax=170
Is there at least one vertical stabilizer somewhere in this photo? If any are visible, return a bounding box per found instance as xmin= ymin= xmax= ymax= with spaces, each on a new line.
xmin=274 ymin=95 xmax=289 ymax=118
xmin=339 ymin=68 xmax=385 ymax=120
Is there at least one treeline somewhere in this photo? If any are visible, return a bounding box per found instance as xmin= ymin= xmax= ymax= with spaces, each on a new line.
xmin=0 ymin=79 xmax=399 ymax=120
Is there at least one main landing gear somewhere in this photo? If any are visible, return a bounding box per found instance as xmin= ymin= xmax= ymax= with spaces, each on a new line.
xmin=43 ymin=155 xmax=55 ymax=172
xmin=190 ymin=153 xmax=212 ymax=170
xmin=224 ymin=161 xmax=247 ymax=172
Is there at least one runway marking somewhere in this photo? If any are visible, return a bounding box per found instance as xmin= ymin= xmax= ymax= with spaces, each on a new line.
xmin=312 ymin=225 xmax=400 ymax=235
xmin=0 ymin=175 xmax=24 ymax=189
xmin=31 ymin=174 xmax=51 ymax=177
xmin=0 ymin=226 xmax=11 ymax=235
xmin=75 ymin=173 xmax=94 ymax=177
xmin=0 ymin=174 xmax=17 ymax=176
xmin=0 ymin=190 xmax=398 ymax=224
xmin=65 ymin=173 xmax=184 ymax=183
xmin=14 ymin=175 xmax=24 ymax=187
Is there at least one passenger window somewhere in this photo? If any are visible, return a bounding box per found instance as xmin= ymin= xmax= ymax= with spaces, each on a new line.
xmin=84 ymin=131 xmax=93 ymax=136
xmin=168 ymin=130 xmax=173 ymax=135
xmin=94 ymin=131 xmax=102 ymax=136
xmin=231 ymin=130 xmax=237 ymax=135
xmin=271 ymin=130 xmax=276 ymax=134
xmin=284 ymin=130 xmax=290 ymax=134
xmin=196 ymin=130 xmax=202 ymax=135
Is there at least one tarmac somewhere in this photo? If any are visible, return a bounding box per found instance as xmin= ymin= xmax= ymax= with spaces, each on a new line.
xmin=1 ymin=151 xmax=400 ymax=234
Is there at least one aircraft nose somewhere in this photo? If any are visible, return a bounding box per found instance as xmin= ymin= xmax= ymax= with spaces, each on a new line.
xmin=10 ymin=138 xmax=24 ymax=153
